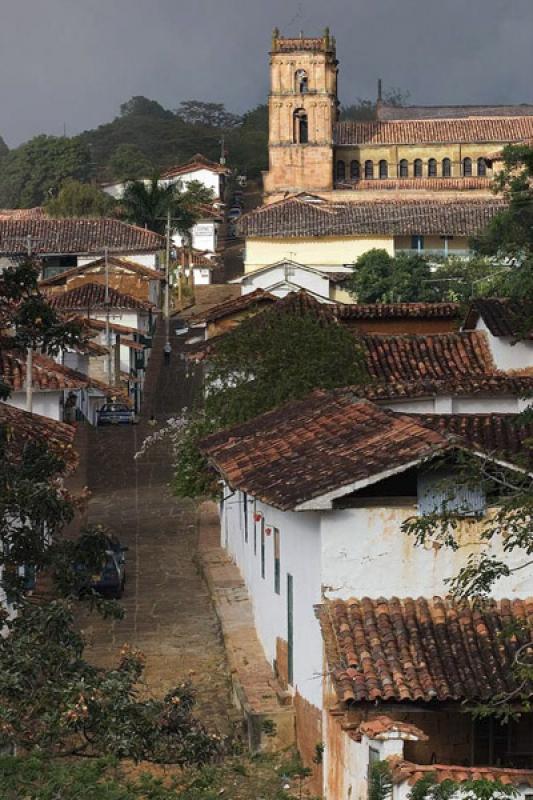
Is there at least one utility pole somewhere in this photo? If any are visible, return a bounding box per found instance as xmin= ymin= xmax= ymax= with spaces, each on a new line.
xmin=165 ymin=208 xmax=171 ymax=349
xmin=104 ymin=247 xmax=113 ymax=384
xmin=26 ymin=235 xmax=33 ymax=413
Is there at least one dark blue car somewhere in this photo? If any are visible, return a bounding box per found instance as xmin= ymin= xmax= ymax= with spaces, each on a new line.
xmin=78 ymin=537 xmax=128 ymax=599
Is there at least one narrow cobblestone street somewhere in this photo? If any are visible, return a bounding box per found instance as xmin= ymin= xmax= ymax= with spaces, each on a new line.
xmin=78 ymin=323 xmax=234 ymax=736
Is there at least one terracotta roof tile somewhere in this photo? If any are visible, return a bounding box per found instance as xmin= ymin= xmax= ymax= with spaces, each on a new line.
xmin=317 ymin=596 xmax=533 ymax=703
xmin=47 ymin=282 xmax=153 ymax=311
xmin=238 ymin=197 xmax=507 ymax=239
xmin=202 ymin=394 xmax=450 ymax=510
xmin=0 ymin=218 xmax=164 ymax=256
xmin=389 ymin=759 xmax=533 ymax=788
xmin=335 ymin=117 xmax=533 ymax=146
xmin=160 ymin=153 xmax=230 ymax=179
xmin=357 ymin=716 xmax=428 ymax=741
xmin=412 ymin=413 xmax=533 ymax=465
xmin=463 ymin=298 xmax=533 ymax=339
xmin=189 ymin=288 xmax=277 ymax=325
xmin=0 ymin=402 xmax=78 ymax=470
xmin=337 ymin=303 xmax=461 ymax=321
xmin=377 ymin=103 xmax=533 ymax=121
xmin=0 ymin=207 xmax=46 ymax=220
xmin=39 ymin=256 xmax=160 ymax=286
xmin=0 ymin=350 xmax=113 ymax=395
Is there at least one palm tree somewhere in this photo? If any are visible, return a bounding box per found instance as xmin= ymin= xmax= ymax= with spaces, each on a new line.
xmin=121 ymin=176 xmax=215 ymax=237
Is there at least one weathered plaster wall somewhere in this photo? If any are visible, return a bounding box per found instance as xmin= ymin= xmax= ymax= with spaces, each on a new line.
xmin=244 ymin=236 xmax=395 ymax=272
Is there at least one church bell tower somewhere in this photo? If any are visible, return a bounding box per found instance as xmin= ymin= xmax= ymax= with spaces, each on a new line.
xmin=263 ymin=28 xmax=338 ymax=201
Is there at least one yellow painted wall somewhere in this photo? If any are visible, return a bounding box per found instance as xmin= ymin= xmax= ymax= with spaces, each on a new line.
xmin=335 ymin=142 xmax=498 ymax=178
xmin=244 ymin=236 xmax=395 ymax=272
xmin=395 ymin=234 xmax=471 ymax=253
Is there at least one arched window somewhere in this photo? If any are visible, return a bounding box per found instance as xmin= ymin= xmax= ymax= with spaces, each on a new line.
xmin=295 ymin=69 xmax=308 ymax=94
xmin=336 ymin=160 xmax=346 ymax=182
xmin=379 ymin=159 xmax=388 ymax=179
xmin=442 ymin=158 xmax=452 ymax=177
xmin=414 ymin=159 xmax=423 ymax=178
xmin=477 ymin=157 xmax=487 ymax=177
xmin=364 ymin=160 xmax=374 ymax=179
xmin=399 ymin=159 xmax=409 ymax=178
xmin=350 ymin=159 xmax=360 ymax=180
xmin=293 ymin=108 xmax=308 ymax=144
xmin=463 ymin=157 xmax=472 ymax=177
xmin=428 ymin=158 xmax=437 ymax=177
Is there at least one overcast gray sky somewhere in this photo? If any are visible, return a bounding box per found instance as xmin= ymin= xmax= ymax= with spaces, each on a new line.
xmin=1 ymin=0 xmax=533 ymax=147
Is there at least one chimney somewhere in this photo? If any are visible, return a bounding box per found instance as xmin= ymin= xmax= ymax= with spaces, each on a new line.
xmin=377 ymin=78 xmax=383 ymax=102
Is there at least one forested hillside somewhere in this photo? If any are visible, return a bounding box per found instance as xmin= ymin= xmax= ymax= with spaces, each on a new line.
xmin=0 ymin=91 xmax=390 ymax=208
xmin=0 ymin=97 xmax=269 ymax=208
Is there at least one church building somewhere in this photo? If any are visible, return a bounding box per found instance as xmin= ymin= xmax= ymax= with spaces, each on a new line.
xmin=263 ymin=28 xmax=533 ymax=202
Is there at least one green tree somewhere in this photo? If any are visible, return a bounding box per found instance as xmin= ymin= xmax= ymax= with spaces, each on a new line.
xmin=121 ymin=177 xmax=213 ymax=236
xmin=109 ymin=143 xmax=154 ymax=181
xmin=346 ymin=248 xmax=435 ymax=302
xmin=226 ymin=104 xmax=268 ymax=178
xmin=0 ymin=135 xmax=8 ymax=160
xmin=140 ymin=304 xmax=368 ymax=497
xmin=473 ymin=143 xmax=533 ymax=299
xmin=120 ymin=95 xmax=175 ymax=120
xmin=0 ymin=135 xmax=91 ymax=208
xmin=45 ymin=178 xmax=115 ymax=218
xmin=176 ymin=101 xmax=241 ymax=129
xmin=408 ymin=774 xmax=516 ymax=800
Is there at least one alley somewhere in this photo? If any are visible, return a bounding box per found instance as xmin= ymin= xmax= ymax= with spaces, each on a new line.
xmin=78 ymin=323 xmax=233 ymax=735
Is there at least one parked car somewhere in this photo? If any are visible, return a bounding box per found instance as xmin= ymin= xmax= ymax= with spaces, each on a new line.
xmin=77 ymin=536 xmax=128 ymax=599
xmin=96 ymin=402 xmax=137 ymax=425
xmin=174 ymin=317 xmax=189 ymax=336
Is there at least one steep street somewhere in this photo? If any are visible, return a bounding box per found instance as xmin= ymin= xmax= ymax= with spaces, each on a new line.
xmin=77 ymin=322 xmax=234 ymax=736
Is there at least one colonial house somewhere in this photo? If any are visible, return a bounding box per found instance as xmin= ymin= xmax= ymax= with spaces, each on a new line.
xmin=174 ymin=246 xmax=219 ymax=286
xmin=237 ymin=194 xmax=506 ymax=276
xmin=39 ymin=255 xmax=162 ymax=306
xmin=0 ymin=217 xmax=164 ymax=278
xmin=232 ymin=259 xmax=353 ymax=303
xmin=187 ymin=289 xmax=277 ymax=343
xmin=462 ymin=298 xmax=533 ymax=372
xmin=187 ymin=290 xmax=533 ymax=413
xmin=102 ymin=153 xmax=230 ymax=202
xmin=172 ymin=205 xmax=223 ymax=258
xmin=263 ymin=29 xmax=533 ymax=202
xmin=0 ymin=349 xmax=113 ymax=424
xmin=47 ymin=283 xmax=154 ymax=409
xmin=201 ymin=390 xmax=533 ymax=799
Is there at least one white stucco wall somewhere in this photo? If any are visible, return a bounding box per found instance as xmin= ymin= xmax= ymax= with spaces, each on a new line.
xmin=320 ymin=505 xmax=533 ymax=601
xmin=475 ymin=318 xmax=533 ymax=371
xmin=381 ymin=393 xmax=528 ymax=414
xmin=241 ymin=263 xmax=334 ymax=300
xmin=221 ymin=489 xmax=324 ymax=708
xmin=173 ymin=221 xmax=218 ymax=255
xmin=161 ymin=167 xmax=223 ymax=197
xmin=91 ymin=310 xmax=149 ymax=373
xmin=4 ymin=392 xmax=62 ymax=421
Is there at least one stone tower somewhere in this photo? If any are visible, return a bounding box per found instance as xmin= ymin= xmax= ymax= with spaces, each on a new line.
xmin=263 ymin=28 xmax=338 ymax=200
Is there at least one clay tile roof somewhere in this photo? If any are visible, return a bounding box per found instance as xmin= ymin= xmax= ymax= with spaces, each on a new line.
xmin=463 ymin=298 xmax=533 ymax=339
xmin=354 ymin=330 xmax=533 ymax=400
xmin=0 ymin=350 xmax=116 ymax=396
xmin=160 ymin=153 xmax=229 ymax=179
xmin=412 ymin=413 xmax=533 ymax=466
xmin=0 ymin=218 xmax=164 ymax=256
xmin=0 ymin=207 xmax=47 ymax=221
xmin=46 ymin=282 xmax=153 ymax=311
xmin=189 ymin=288 xmax=277 ymax=325
xmin=358 ymin=716 xmax=428 ymax=741
xmin=389 ymin=760 xmax=533 ymax=788
xmin=238 ymin=197 xmax=507 ymax=239
xmin=337 ymin=303 xmax=461 ymax=321
xmin=335 ymin=117 xmax=533 ymax=146
xmin=175 ymin=247 xmax=215 ymax=267
xmin=0 ymin=403 xmax=78 ymax=471
xmin=317 ymin=596 xmax=533 ymax=704
xmin=362 ymin=331 xmax=493 ymax=383
xmin=201 ymin=393 xmax=450 ymax=510
xmin=39 ymin=256 xmax=160 ymax=286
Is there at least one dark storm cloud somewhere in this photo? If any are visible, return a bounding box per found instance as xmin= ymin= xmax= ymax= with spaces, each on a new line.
xmin=1 ymin=0 xmax=533 ymax=146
